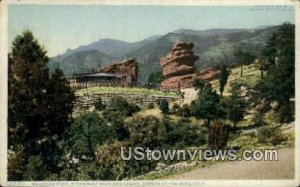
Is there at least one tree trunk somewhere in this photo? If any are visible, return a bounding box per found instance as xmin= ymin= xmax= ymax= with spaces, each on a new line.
xmin=207 ymin=119 xmax=211 ymax=128
xmin=240 ymin=65 xmax=243 ymax=77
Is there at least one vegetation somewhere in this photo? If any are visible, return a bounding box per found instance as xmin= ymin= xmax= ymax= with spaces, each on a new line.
xmin=159 ymin=98 xmax=169 ymax=114
xmin=218 ymin=65 xmax=230 ymax=96
xmin=234 ymin=49 xmax=255 ymax=77
xmin=148 ymin=71 xmax=163 ymax=84
xmin=254 ymin=22 xmax=295 ymax=123
xmin=8 ymin=31 xmax=75 ymax=180
xmin=257 ymin=126 xmax=287 ymax=145
xmin=191 ymin=82 xmax=225 ymax=127
xmin=227 ymin=82 xmax=247 ymax=129
xmin=8 ymin=22 xmax=295 ymax=180
xmin=76 ymin=86 xmax=180 ymax=98
xmin=102 ymin=96 xmax=140 ymax=121
xmin=67 ymin=112 xmax=114 ymax=159
xmin=94 ymin=97 xmax=106 ymax=111
xmin=208 ymin=121 xmax=229 ymax=149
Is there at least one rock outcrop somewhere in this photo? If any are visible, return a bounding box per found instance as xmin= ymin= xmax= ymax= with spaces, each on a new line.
xmin=160 ymin=43 xmax=199 ymax=89
xmin=197 ymin=67 xmax=220 ymax=82
xmin=99 ymin=58 xmax=138 ymax=82
xmin=160 ymin=43 xmax=221 ymax=89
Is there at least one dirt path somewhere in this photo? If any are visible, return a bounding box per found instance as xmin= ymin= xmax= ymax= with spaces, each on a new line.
xmin=167 ymin=148 xmax=295 ymax=180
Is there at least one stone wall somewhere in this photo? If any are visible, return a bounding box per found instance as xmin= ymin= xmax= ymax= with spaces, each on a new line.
xmin=73 ymin=93 xmax=180 ymax=115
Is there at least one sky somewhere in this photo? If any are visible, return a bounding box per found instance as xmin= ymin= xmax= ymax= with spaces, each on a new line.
xmin=8 ymin=5 xmax=295 ymax=57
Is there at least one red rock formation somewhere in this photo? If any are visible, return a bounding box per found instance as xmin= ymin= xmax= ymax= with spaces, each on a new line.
xmin=197 ymin=67 xmax=220 ymax=82
xmin=160 ymin=43 xmax=198 ymax=78
xmin=160 ymin=43 xmax=220 ymax=89
xmin=160 ymin=43 xmax=199 ymax=89
xmin=100 ymin=58 xmax=138 ymax=82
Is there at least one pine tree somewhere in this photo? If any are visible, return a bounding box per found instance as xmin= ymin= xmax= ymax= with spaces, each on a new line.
xmin=218 ymin=65 xmax=230 ymax=96
xmin=191 ymin=83 xmax=225 ymax=127
xmin=8 ymin=31 xmax=75 ymax=179
xmin=227 ymin=82 xmax=246 ymax=129
xmin=159 ymin=98 xmax=169 ymax=114
xmin=259 ymin=22 xmax=295 ymax=122
xmin=234 ymin=50 xmax=255 ymax=77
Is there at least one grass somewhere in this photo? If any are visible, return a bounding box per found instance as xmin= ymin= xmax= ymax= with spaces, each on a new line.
xmin=131 ymin=107 xmax=205 ymax=126
xmin=75 ymin=86 xmax=181 ymax=98
xmin=210 ymin=64 xmax=261 ymax=96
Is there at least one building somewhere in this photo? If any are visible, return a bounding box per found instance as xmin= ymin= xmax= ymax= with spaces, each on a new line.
xmin=68 ymin=59 xmax=138 ymax=89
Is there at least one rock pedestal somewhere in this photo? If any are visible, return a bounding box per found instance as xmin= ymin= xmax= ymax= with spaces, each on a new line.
xmin=160 ymin=43 xmax=199 ymax=89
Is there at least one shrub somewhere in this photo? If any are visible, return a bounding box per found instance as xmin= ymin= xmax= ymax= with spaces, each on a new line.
xmin=110 ymin=96 xmax=140 ymax=116
xmin=147 ymin=102 xmax=155 ymax=109
xmin=164 ymin=119 xmax=207 ymax=148
xmin=174 ymin=104 xmax=191 ymax=117
xmin=208 ymin=120 xmax=229 ymax=149
xmin=126 ymin=115 xmax=166 ymax=148
xmin=111 ymin=119 xmax=130 ymax=141
xmin=95 ymin=141 xmax=126 ymax=180
xmin=102 ymin=97 xmax=140 ymax=121
xmin=159 ymin=98 xmax=169 ymax=114
xmin=67 ymin=112 xmax=114 ymax=158
xmin=257 ymin=126 xmax=287 ymax=145
xmin=257 ymin=126 xmax=273 ymax=144
xmin=94 ymin=97 xmax=106 ymax=111
xmin=23 ymin=155 xmax=48 ymax=180
xmin=252 ymin=112 xmax=266 ymax=126
xmin=172 ymin=103 xmax=180 ymax=113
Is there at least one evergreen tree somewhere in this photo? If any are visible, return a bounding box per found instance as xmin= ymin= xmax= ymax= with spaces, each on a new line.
xmin=234 ymin=50 xmax=255 ymax=77
xmin=159 ymin=98 xmax=169 ymax=114
xmin=192 ymin=78 xmax=205 ymax=91
xmin=67 ymin=112 xmax=113 ymax=159
xmin=8 ymin=31 xmax=75 ymax=179
xmin=262 ymin=33 xmax=278 ymax=65
xmin=147 ymin=71 xmax=163 ymax=84
xmin=258 ymin=23 xmax=295 ymax=122
xmin=218 ymin=65 xmax=230 ymax=96
xmin=227 ymin=82 xmax=246 ymax=129
xmin=191 ymin=83 xmax=225 ymax=127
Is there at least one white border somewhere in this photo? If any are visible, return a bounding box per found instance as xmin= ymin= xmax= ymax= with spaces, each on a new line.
xmin=0 ymin=0 xmax=299 ymax=186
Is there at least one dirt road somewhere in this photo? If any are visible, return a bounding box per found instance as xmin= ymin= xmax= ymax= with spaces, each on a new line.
xmin=167 ymin=148 xmax=295 ymax=180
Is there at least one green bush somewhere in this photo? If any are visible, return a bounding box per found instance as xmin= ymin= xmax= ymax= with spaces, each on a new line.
xmin=252 ymin=112 xmax=266 ymax=126
xmin=173 ymin=104 xmax=190 ymax=117
xmin=23 ymin=155 xmax=48 ymax=180
xmin=257 ymin=126 xmax=287 ymax=145
xmin=126 ymin=115 xmax=166 ymax=148
xmin=147 ymin=102 xmax=155 ymax=109
xmin=164 ymin=119 xmax=207 ymax=148
xmin=102 ymin=97 xmax=140 ymax=121
xmin=94 ymin=97 xmax=106 ymax=111
xmin=67 ymin=112 xmax=114 ymax=158
xmin=159 ymin=98 xmax=169 ymax=114
xmin=95 ymin=141 xmax=126 ymax=180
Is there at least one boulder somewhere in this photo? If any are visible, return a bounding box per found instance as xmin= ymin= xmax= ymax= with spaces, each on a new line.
xmin=99 ymin=58 xmax=138 ymax=82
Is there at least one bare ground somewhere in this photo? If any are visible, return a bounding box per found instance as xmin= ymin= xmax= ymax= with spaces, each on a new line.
xmin=167 ymin=148 xmax=295 ymax=180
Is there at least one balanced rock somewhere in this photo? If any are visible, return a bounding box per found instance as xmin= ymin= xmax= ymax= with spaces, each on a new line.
xmin=160 ymin=43 xmax=199 ymax=89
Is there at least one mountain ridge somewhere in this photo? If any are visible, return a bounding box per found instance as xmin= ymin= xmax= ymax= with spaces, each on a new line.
xmin=48 ymin=25 xmax=279 ymax=81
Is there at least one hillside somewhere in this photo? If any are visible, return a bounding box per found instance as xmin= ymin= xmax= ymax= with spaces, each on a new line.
xmin=48 ymin=25 xmax=279 ymax=80
xmin=48 ymin=50 xmax=115 ymax=75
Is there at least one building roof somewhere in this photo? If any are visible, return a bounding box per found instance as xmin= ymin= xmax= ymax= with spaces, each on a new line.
xmin=78 ymin=72 xmax=126 ymax=78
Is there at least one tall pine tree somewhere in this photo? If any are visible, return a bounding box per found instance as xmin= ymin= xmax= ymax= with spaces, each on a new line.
xmin=8 ymin=31 xmax=74 ymax=179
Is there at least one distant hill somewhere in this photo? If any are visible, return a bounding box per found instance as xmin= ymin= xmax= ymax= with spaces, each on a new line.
xmin=48 ymin=50 xmax=115 ymax=76
xmin=173 ymin=28 xmax=247 ymax=37
xmin=48 ymin=25 xmax=279 ymax=81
